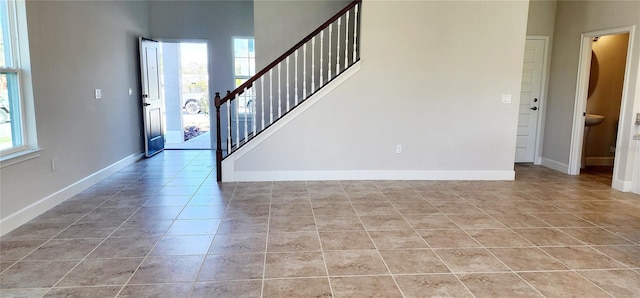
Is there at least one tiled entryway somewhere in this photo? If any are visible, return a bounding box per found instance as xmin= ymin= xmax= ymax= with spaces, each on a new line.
xmin=1 ymin=151 xmax=639 ymax=297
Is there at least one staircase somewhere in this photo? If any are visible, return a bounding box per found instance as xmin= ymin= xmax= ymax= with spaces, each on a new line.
xmin=215 ymin=0 xmax=362 ymax=181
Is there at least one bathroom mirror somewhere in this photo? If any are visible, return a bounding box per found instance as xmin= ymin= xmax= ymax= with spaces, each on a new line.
xmin=587 ymin=50 xmax=599 ymax=99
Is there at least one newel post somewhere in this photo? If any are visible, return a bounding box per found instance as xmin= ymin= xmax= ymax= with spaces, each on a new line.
xmin=215 ymin=92 xmax=223 ymax=182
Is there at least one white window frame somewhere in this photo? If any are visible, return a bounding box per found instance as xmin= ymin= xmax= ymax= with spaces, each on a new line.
xmin=0 ymin=0 xmax=40 ymax=168
xmin=232 ymin=37 xmax=255 ymax=115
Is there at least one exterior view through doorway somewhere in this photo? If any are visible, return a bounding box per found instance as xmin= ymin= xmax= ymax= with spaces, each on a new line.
xmin=161 ymin=41 xmax=211 ymax=150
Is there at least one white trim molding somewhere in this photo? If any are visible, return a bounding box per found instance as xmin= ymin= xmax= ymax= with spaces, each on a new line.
xmin=568 ymin=25 xmax=636 ymax=194
xmin=612 ymin=178 xmax=633 ymax=192
xmin=0 ymin=148 xmax=44 ymax=168
xmin=541 ymin=157 xmax=569 ymax=174
xmin=232 ymin=170 xmax=515 ymax=182
xmin=0 ymin=152 xmax=143 ymax=236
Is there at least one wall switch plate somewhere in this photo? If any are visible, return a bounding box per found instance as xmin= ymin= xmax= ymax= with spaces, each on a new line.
xmin=128 ymin=88 xmax=133 ymax=96
xmin=95 ymin=89 xmax=102 ymax=99
xmin=395 ymin=144 xmax=403 ymax=154
xmin=501 ymin=94 xmax=512 ymax=104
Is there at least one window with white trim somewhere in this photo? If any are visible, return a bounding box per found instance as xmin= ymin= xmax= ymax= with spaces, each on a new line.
xmin=233 ymin=37 xmax=255 ymax=115
xmin=0 ymin=0 xmax=34 ymax=157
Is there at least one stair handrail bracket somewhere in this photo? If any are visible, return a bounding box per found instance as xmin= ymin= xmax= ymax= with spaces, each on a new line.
xmin=215 ymin=0 xmax=362 ymax=182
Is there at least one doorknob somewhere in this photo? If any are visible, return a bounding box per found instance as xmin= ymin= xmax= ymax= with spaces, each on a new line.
xmin=530 ymin=107 xmax=538 ymax=111
xmin=143 ymin=103 xmax=151 ymax=107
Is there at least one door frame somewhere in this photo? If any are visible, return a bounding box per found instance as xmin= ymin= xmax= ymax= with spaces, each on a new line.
xmin=525 ymin=36 xmax=552 ymax=165
xmin=568 ymin=26 xmax=635 ymax=191
xmin=155 ymin=38 xmax=213 ymax=150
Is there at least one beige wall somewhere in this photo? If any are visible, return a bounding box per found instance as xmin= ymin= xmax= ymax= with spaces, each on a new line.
xmin=230 ymin=1 xmax=529 ymax=178
xmin=585 ymin=33 xmax=629 ymax=160
xmin=254 ymin=0 xmax=351 ymax=70
xmin=526 ymin=0 xmax=557 ymax=37
xmin=149 ymin=1 xmax=254 ymax=94
xmin=543 ymin=1 xmax=640 ymax=187
xmin=1 ymin=1 xmax=149 ymax=224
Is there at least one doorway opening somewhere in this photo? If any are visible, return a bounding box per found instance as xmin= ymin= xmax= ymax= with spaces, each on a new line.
xmin=569 ymin=27 xmax=633 ymax=191
xmin=160 ymin=41 xmax=211 ymax=150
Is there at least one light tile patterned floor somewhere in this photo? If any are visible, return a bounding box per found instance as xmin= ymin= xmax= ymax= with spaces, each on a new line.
xmin=1 ymin=150 xmax=640 ymax=297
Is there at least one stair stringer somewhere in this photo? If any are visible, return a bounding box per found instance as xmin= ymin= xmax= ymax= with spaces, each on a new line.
xmin=221 ymin=62 xmax=362 ymax=182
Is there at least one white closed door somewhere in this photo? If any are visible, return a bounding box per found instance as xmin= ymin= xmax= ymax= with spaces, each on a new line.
xmin=516 ymin=39 xmax=545 ymax=163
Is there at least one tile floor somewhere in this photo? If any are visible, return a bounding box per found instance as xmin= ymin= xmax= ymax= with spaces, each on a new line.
xmin=1 ymin=150 xmax=640 ymax=297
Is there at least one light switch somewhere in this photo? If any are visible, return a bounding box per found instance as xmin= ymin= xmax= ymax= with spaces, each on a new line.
xmin=501 ymin=94 xmax=512 ymax=104
xmin=95 ymin=89 xmax=102 ymax=99
xmin=128 ymin=88 xmax=133 ymax=96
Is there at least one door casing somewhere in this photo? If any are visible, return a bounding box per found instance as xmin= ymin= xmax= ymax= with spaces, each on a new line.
xmin=568 ymin=26 xmax=635 ymax=192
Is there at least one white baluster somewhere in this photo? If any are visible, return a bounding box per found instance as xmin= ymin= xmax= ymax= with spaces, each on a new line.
xmin=320 ymin=30 xmax=324 ymax=86
xmin=278 ymin=62 xmax=282 ymax=118
xmin=235 ymin=96 xmax=239 ymax=149
xmin=226 ymin=100 xmax=231 ymax=153
xmin=286 ymin=56 xmax=290 ymax=112
xmin=328 ymin=23 xmax=332 ymax=81
xmin=295 ymin=50 xmax=299 ymax=106
xmin=303 ymin=43 xmax=307 ymax=99
xmin=252 ymin=87 xmax=257 ymax=136
xmin=311 ymin=36 xmax=315 ymax=93
xmin=337 ymin=17 xmax=341 ymax=73
xmin=345 ymin=11 xmax=350 ymax=68
xmin=244 ymin=89 xmax=248 ymax=142
xmin=260 ymin=77 xmax=265 ymax=130
xmin=269 ymin=69 xmax=273 ymax=124
xmin=353 ymin=5 xmax=359 ymax=62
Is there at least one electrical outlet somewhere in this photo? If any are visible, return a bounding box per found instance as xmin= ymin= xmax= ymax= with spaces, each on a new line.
xmin=395 ymin=144 xmax=403 ymax=154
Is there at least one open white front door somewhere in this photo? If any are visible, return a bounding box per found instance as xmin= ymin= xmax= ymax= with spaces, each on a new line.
xmin=139 ymin=37 xmax=164 ymax=157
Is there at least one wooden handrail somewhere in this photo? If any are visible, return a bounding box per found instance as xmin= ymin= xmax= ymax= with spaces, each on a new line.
xmin=219 ymin=0 xmax=361 ymax=105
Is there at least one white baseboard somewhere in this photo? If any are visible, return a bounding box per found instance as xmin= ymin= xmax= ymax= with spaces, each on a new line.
xmin=231 ymin=170 xmax=515 ymax=182
xmin=534 ymin=156 xmax=542 ymax=165
xmin=0 ymin=152 xmax=143 ymax=236
xmin=541 ymin=157 xmax=570 ymax=174
xmin=585 ymin=157 xmax=614 ymax=166
xmin=612 ymin=178 xmax=633 ymax=192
